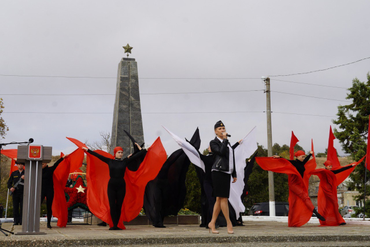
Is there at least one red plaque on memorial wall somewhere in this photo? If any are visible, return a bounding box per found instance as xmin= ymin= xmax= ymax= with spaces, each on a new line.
xmin=28 ymin=145 xmax=42 ymax=159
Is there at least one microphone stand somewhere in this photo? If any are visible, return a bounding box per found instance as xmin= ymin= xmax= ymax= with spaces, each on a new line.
xmin=0 ymin=138 xmax=33 ymax=236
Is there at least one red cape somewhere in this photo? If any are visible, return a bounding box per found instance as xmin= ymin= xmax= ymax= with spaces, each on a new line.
xmin=256 ymin=156 xmax=316 ymax=227
xmin=52 ymin=148 xmax=85 ymax=227
xmin=311 ymin=168 xmax=344 ymax=226
xmin=1 ymin=149 xmax=18 ymax=176
xmin=311 ymin=156 xmax=365 ymax=226
xmin=79 ymin=137 xmax=167 ymax=229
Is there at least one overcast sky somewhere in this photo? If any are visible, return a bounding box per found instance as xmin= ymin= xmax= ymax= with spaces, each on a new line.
xmin=1 ymin=0 xmax=370 ymax=157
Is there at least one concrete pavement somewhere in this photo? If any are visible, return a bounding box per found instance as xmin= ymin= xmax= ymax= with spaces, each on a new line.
xmin=1 ymin=216 xmax=370 ymax=246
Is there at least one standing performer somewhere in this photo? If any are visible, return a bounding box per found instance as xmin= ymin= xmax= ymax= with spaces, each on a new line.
xmin=312 ymin=159 xmax=365 ymax=226
xmin=256 ymin=149 xmax=325 ymax=226
xmin=41 ymin=155 xmax=65 ymax=229
xmin=82 ymin=144 xmax=146 ymax=230
xmin=7 ymin=161 xmax=25 ymax=225
xmin=207 ymin=120 xmax=239 ymax=234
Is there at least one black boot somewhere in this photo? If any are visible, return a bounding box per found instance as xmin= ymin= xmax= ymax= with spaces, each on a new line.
xmin=313 ymin=209 xmax=325 ymax=221
xmin=47 ymin=223 xmax=52 ymax=229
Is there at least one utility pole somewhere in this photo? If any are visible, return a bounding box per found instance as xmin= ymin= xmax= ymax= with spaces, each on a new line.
xmin=263 ymin=76 xmax=275 ymax=217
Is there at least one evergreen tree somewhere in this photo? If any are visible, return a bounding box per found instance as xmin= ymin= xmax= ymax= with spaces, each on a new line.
xmin=333 ymin=73 xmax=370 ymax=205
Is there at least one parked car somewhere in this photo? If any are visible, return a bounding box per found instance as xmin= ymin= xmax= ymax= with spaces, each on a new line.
xmin=248 ymin=202 xmax=289 ymax=216
xmin=71 ymin=207 xmax=87 ymax=219
xmin=340 ymin=205 xmax=358 ymax=216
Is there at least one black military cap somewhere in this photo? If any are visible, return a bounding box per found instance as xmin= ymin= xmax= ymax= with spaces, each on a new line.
xmin=214 ymin=120 xmax=225 ymax=129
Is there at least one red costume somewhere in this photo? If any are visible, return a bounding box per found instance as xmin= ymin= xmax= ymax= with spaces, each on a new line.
xmin=255 ymin=136 xmax=317 ymax=227
xmin=311 ymin=127 xmax=365 ymax=226
xmin=68 ymin=137 xmax=167 ymax=229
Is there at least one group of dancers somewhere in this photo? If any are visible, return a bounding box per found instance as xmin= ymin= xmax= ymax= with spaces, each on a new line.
xmin=6 ymin=120 xmax=365 ymax=232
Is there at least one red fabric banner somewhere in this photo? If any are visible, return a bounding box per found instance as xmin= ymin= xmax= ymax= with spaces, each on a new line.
xmin=327 ymin=126 xmax=340 ymax=169
xmin=311 ymin=156 xmax=364 ymax=226
xmin=77 ymin=137 xmax=167 ymax=229
xmin=256 ymin=140 xmax=316 ymax=227
xmin=310 ymin=168 xmax=345 ymax=226
xmin=256 ymin=155 xmax=315 ymax=227
xmin=52 ymin=148 xmax=85 ymax=227
xmin=289 ymin=131 xmax=299 ymax=160
xmin=1 ymin=149 xmax=18 ymax=176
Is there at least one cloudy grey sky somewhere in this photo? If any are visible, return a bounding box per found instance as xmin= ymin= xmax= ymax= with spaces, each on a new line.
xmin=1 ymin=0 xmax=370 ymax=156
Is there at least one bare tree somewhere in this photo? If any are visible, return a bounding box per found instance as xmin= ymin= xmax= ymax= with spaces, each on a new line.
xmin=85 ymin=132 xmax=111 ymax=153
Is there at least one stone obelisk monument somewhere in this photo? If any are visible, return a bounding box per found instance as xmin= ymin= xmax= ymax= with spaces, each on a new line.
xmin=110 ymin=44 xmax=144 ymax=157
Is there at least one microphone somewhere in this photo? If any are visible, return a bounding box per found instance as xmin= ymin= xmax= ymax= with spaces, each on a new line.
xmin=28 ymin=138 xmax=34 ymax=144
xmin=226 ymin=134 xmax=231 ymax=137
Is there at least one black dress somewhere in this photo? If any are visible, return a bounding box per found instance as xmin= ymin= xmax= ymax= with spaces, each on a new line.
xmin=209 ymin=137 xmax=238 ymax=198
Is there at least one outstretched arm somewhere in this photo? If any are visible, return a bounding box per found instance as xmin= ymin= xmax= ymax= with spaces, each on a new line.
xmin=82 ymin=147 xmax=111 ymax=164
xmin=332 ymin=163 xmax=356 ymax=174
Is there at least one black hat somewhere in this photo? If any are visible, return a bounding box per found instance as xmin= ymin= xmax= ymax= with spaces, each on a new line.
xmin=214 ymin=120 xmax=225 ymax=129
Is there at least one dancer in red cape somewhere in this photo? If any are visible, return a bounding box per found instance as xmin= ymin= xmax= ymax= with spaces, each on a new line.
xmin=256 ymin=137 xmax=325 ymax=227
xmin=69 ymin=137 xmax=167 ymax=230
xmin=52 ymin=148 xmax=85 ymax=227
xmin=310 ymin=126 xmax=365 ymax=226
xmin=311 ymin=158 xmax=364 ymax=226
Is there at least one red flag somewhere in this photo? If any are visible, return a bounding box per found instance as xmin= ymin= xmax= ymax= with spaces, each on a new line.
xmin=327 ymin=126 xmax=340 ymax=169
xmin=1 ymin=149 xmax=18 ymax=176
xmin=66 ymin=137 xmax=87 ymax=149
xmin=52 ymin=148 xmax=85 ymax=227
xmin=366 ymin=115 xmax=370 ymax=171
xmin=290 ymin=131 xmax=299 ymax=160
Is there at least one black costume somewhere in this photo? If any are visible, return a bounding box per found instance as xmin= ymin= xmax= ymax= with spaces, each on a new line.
xmin=7 ymin=169 xmax=24 ymax=225
xmin=41 ymin=157 xmax=63 ymax=228
xmin=288 ymin=154 xmax=312 ymax=178
xmin=143 ymin=128 xmax=201 ymax=228
xmin=87 ymin=149 xmax=147 ymax=230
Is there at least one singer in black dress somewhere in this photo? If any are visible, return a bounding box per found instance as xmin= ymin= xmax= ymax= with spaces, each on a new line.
xmin=207 ymin=120 xmax=239 ymax=235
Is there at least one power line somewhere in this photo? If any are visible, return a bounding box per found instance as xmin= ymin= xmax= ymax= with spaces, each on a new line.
xmin=1 ymin=89 xmax=347 ymax=102
xmin=0 ymin=89 xmax=264 ymax=96
xmin=272 ymin=79 xmax=348 ymax=89
xmin=0 ymin=73 xmax=260 ymax=80
xmin=269 ymin=56 xmax=370 ymax=77
xmin=0 ymin=93 xmax=114 ymax=96
xmin=2 ymin=112 xmax=113 ymax=114
xmin=3 ymin=110 xmax=263 ymax=115
xmin=273 ymin=111 xmax=335 ymax=118
xmin=272 ymin=90 xmax=349 ymax=102
xmin=2 ymin=110 xmax=336 ymax=118
xmin=0 ymin=74 xmax=115 ymax=79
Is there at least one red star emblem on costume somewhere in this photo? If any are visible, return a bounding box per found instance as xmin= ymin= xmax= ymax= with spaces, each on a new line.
xmin=64 ymin=176 xmax=88 ymax=209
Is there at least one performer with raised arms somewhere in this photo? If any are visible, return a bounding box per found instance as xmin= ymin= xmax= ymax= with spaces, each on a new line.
xmin=311 ymin=126 xmax=365 ymax=226
xmin=256 ymin=133 xmax=326 ymax=227
xmin=82 ymin=144 xmax=146 ymax=230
